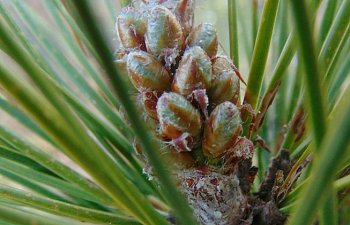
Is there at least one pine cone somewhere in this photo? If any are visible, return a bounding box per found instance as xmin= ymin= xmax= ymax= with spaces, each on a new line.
xmin=116 ymin=1 xmax=254 ymax=224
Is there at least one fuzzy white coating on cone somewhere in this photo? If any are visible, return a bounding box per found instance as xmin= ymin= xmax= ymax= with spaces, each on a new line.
xmin=178 ymin=168 xmax=246 ymax=225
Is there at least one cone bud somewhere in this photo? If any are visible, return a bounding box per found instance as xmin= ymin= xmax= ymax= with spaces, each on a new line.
xmin=145 ymin=0 xmax=194 ymax=35
xmin=146 ymin=6 xmax=184 ymax=67
xmin=157 ymin=92 xmax=202 ymax=142
xmin=127 ymin=51 xmax=171 ymax=91
xmin=186 ymin=23 xmax=218 ymax=58
xmin=172 ymin=46 xmax=212 ymax=96
xmin=209 ymin=56 xmax=240 ymax=107
xmin=116 ymin=7 xmax=147 ymax=49
xmin=171 ymin=0 xmax=195 ymax=35
xmin=203 ymin=101 xmax=241 ymax=158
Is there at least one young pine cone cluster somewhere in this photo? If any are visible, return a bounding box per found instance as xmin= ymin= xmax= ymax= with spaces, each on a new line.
xmin=116 ymin=1 xmax=255 ymax=224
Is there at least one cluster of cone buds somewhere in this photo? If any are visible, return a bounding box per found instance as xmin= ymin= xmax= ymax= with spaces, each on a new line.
xmin=116 ymin=0 xmax=254 ymax=224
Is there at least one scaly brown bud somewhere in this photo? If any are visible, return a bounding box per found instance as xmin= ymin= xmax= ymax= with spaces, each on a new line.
xmin=157 ymin=92 xmax=202 ymax=151
xmin=127 ymin=51 xmax=171 ymax=91
xmin=172 ymin=46 xmax=212 ymax=96
xmin=116 ymin=7 xmax=147 ymax=49
xmin=203 ymin=101 xmax=242 ymax=158
xmin=146 ymin=6 xmax=184 ymax=67
xmin=209 ymin=56 xmax=240 ymax=107
xmin=186 ymin=23 xmax=218 ymax=58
